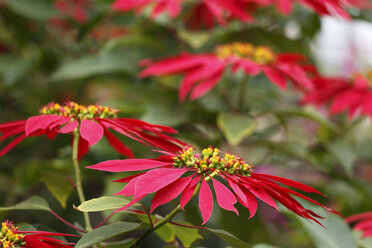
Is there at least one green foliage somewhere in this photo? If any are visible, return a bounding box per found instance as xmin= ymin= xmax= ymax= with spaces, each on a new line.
xmin=51 ymin=51 xmax=136 ymax=81
xmin=75 ymin=222 xmax=141 ymax=248
xmin=76 ymin=196 xmax=133 ymax=212
xmin=0 ymin=196 xmax=50 ymax=212
xmin=7 ymin=0 xmax=59 ymax=20
xmin=207 ymin=228 xmax=253 ymax=248
xmin=41 ymin=170 xmax=73 ymax=208
xmin=1 ymin=1 xmax=371 ymax=248
xmin=217 ymin=112 xmax=257 ymax=146
xmin=295 ymin=203 xmax=357 ymax=248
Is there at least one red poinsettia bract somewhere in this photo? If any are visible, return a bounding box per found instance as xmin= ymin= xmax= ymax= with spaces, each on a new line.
xmin=303 ymin=73 xmax=372 ymax=119
xmin=88 ymin=146 xmax=340 ymax=225
xmin=1 ymin=220 xmax=76 ymax=248
xmin=272 ymin=0 xmax=359 ymax=19
xmin=112 ymin=0 xmax=363 ymax=28
xmin=54 ymin=0 xmax=90 ymax=23
xmin=140 ymin=42 xmax=312 ymax=101
xmin=0 ymin=102 xmax=185 ymax=159
xmin=346 ymin=211 xmax=372 ymax=237
xmin=112 ymin=0 xmax=255 ymax=27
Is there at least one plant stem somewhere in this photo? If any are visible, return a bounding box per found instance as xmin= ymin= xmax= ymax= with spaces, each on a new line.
xmin=72 ymin=130 xmax=93 ymax=232
xmin=237 ymin=76 xmax=250 ymax=112
xmin=131 ymin=171 xmax=219 ymax=248
xmin=49 ymin=210 xmax=85 ymax=233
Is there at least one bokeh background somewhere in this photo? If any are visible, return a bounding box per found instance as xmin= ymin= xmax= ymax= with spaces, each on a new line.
xmin=1 ymin=0 xmax=372 ymax=247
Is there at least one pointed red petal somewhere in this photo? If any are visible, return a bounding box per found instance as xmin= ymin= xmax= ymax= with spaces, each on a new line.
xmin=0 ymin=134 xmax=26 ymax=157
xmin=139 ymin=54 xmax=207 ymax=77
xmin=0 ymin=125 xmax=24 ymax=142
xmin=244 ymin=189 xmax=258 ymax=218
xmin=59 ymin=120 xmax=78 ymax=134
xmin=212 ymin=178 xmax=238 ymax=214
xmin=252 ymin=173 xmax=324 ymax=195
xmin=77 ymin=137 xmax=89 ymax=161
xmin=25 ymin=115 xmax=68 ymax=136
xmin=115 ymin=177 xmax=139 ymax=196
xmin=113 ymin=173 xmax=145 ymax=183
xmin=262 ymin=66 xmax=287 ymax=89
xmin=151 ymin=176 xmax=192 ymax=212
xmin=180 ymin=176 xmax=200 ymax=210
xmin=115 ymin=194 xmax=146 ymax=212
xmin=199 ymin=178 xmax=213 ymax=224
xmin=190 ymin=68 xmax=224 ymax=100
xmin=80 ymin=119 xmax=104 ymax=146
xmin=87 ymin=159 xmax=170 ymax=172
xmin=247 ymin=184 xmax=278 ymax=210
xmin=104 ymin=128 xmax=134 ymax=158
xmin=134 ymin=168 xmax=187 ymax=196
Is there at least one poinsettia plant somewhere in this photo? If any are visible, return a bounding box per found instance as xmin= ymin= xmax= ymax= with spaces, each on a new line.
xmin=1 ymin=0 xmax=372 ymax=247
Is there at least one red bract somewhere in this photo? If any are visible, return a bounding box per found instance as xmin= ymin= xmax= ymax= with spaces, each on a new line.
xmin=346 ymin=212 xmax=372 ymax=237
xmin=1 ymin=220 xmax=76 ymax=248
xmin=303 ymin=73 xmax=372 ymax=119
xmin=0 ymin=102 xmax=185 ymax=160
xmin=88 ymin=146 xmax=340 ymax=225
xmin=271 ymin=0 xmax=356 ymax=19
xmin=54 ymin=0 xmax=90 ymax=23
xmin=140 ymin=43 xmax=312 ymax=101
xmin=112 ymin=0 xmax=256 ymax=27
xmin=112 ymin=0 xmax=361 ymax=28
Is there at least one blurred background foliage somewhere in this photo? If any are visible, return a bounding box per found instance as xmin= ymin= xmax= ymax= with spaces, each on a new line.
xmin=1 ymin=0 xmax=372 ymax=247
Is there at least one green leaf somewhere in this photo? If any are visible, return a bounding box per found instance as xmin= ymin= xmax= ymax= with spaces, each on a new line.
xmin=104 ymin=239 xmax=136 ymax=248
xmin=41 ymin=171 xmax=73 ymax=208
xmin=207 ymin=228 xmax=253 ymax=248
xmin=274 ymin=107 xmax=337 ymax=131
xmin=253 ymin=244 xmax=279 ymax=248
xmin=51 ymin=51 xmax=135 ymax=81
xmin=296 ymin=203 xmax=357 ymax=248
xmin=7 ymin=0 xmax=59 ymax=20
xmin=353 ymin=231 xmax=372 ymax=248
xmin=177 ymin=30 xmax=210 ymax=48
xmin=141 ymin=105 xmax=188 ymax=126
xmin=75 ymin=222 xmax=141 ymax=248
xmin=0 ymin=196 xmax=50 ymax=211
xmin=155 ymin=224 xmax=176 ymax=243
xmin=171 ymin=222 xmax=202 ymax=248
xmin=217 ymin=112 xmax=257 ymax=146
xmin=326 ymin=139 xmax=356 ymax=176
xmin=0 ymin=55 xmax=34 ymax=86
xmin=76 ymin=196 xmax=133 ymax=212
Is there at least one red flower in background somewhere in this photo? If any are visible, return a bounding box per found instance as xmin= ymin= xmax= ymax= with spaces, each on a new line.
xmin=112 ymin=0 xmax=261 ymax=28
xmin=140 ymin=43 xmax=312 ymax=101
xmin=272 ymin=0 xmax=358 ymax=19
xmin=88 ymin=146 xmax=340 ymax=225
xmin=54 ymin=0 xmax=90 ymax=23
xmin=346 ymin=211 xmax=372 ymax=237
xmin=303 ymin=71 xmax=372 ymax=120
xmin=50 ymin=0 xmax=90 ymax=31
xmin=112 ymin=0 xmax=362 ymax=28
xmin=0 ymin=102 xmax=185 ymax=159
xmin=1 ymin=220 xmax=76 ymax=248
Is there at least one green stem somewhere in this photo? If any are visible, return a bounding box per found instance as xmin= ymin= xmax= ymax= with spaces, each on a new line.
xmin=237 ymin=76 xmax=250 ymax=112
xmin=72 ymin=130 xmax=93 ymax=232
xmin=131 ymin=171 xmax=219 ymax=248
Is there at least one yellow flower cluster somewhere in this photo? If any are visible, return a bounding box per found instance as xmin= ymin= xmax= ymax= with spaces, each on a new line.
xmin=0 ymin=221 xmax=25 ymax=248
xmin=40 ymin=101 xmax=119 ymax=119
xmin=216 ymin=42 xmax=276 ymax=65
xmin=173 ymin=146 xmax=252 ymax=176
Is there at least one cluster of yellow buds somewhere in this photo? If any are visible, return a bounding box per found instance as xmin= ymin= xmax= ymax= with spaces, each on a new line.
xmin=173 ymin=146 xmax=252 ymax=176
xmin=39 ymin=101 xmax=119 ymax=119
xmin=215 ymin=42 xmax=276 ymax=65
xmin=0 ymin=221 xmax=25 ymax=248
